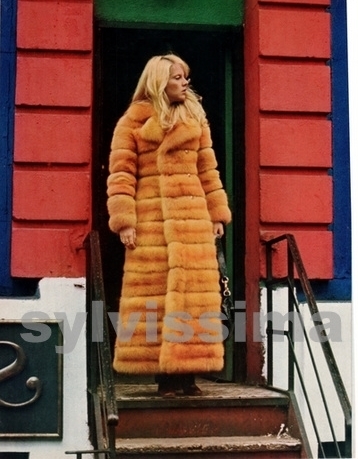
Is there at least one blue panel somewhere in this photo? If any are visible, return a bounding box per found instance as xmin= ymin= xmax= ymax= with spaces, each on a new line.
xmin=0 ymin=0 xmax=16 ymax=295
xmin=329 ymin=0 xmax=351 ymax=300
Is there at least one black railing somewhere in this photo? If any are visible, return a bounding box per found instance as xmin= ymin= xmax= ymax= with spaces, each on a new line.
xmin=66 ymin=231 xmax=118 ymax=459
xmin=264 ymin=234 xmax=351 ymax=459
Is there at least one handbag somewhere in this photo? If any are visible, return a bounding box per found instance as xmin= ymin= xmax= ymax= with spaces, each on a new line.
xmin=215 ymin=237 xmax=235 ymax=339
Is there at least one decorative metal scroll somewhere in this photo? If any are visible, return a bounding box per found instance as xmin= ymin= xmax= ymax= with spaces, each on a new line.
xmin=0 ymin=341 xmax=42 ymax=408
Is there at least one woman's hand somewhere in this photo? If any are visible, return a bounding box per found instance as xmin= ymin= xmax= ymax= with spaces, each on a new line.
xmin=213 ymin=222 xmax=224 ymax=238
xmin=119 ymin=227 xmax=137 ymax=250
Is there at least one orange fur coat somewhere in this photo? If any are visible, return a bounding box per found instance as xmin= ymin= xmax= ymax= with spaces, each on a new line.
xmin=107 ymin=101 xmax=231 ymax=374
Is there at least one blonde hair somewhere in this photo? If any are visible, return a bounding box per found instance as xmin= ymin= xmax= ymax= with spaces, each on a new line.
xmin=132 ymin=54 xmax=208 ymax=130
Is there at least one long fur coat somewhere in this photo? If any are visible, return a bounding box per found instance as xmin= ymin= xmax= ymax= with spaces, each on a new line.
xmin=107 ymin=101 xmax=231 ymax=374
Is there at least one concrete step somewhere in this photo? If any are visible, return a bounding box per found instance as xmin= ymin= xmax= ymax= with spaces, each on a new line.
xmin=113 ymin=381 xmax=291 ymax=439
xmin=115 ymin=434 xmax=302 ymax=458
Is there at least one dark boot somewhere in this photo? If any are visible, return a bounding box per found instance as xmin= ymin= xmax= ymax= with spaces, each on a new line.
xmin=181 ymin=374 xmax=202 ymax=396
xmin=155 ymin=374 xmax=178 ymax=398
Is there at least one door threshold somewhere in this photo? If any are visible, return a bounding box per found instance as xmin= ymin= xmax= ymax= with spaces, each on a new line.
xmin=110 ymin=377 xmax=289 ymax=409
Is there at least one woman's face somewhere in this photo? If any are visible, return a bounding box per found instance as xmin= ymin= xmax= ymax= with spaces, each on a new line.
xmin=165 ymin=63 xmax=189 ymax=104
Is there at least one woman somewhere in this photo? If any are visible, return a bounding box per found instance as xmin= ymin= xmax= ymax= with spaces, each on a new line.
xmin=107 ymin=54 xmax=231 ymax=397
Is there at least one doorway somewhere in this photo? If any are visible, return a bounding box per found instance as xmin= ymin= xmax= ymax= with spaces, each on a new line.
xmin=94 ymin=27 xmax=245 ymax=382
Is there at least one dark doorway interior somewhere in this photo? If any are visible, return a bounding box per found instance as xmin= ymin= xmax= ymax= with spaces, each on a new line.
xmin=94 ymin=27 xmax=245 ymax=380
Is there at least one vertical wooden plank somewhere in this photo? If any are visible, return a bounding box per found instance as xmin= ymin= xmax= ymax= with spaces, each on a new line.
xmin=244 ymin=0 xmax=264 ymax=383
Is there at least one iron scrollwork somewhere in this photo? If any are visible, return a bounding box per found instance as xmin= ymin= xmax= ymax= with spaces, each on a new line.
xmin=0 ymin=341 xmax=42 ymax=408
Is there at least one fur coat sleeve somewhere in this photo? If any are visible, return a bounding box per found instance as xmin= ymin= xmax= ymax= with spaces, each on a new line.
xmin=107 ymin=114 xmax=138 ymax=233
xmin=198 ymin=125 xmax=232 ymax=225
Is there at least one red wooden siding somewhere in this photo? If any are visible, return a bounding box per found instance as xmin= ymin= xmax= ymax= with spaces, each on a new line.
xmin=244 ymin=0 xmax=332 ymax=382
xmin=259 ymin=63 xmax=331 ymax=112
xmin=260 ymin=174 xmax=332 ymax=223
xmin=260 ymin=117 xmax=332 ymax=168
xmin=17 ymin=1 xmax=92 ymax=50
xmin=12 ymin=227 xmax=89 ymax=277
xmin=14 ymin=111 xmax=91 ymax=164
xmin=16 ymin=54 xmax=92 ymax=107
xmin=259 ymin=8 xmax=330 ymax=57
xmin=13 ymin=171 xmax=90 ymax=221
xmin=12 ymin=0 xmax=93 ymax=277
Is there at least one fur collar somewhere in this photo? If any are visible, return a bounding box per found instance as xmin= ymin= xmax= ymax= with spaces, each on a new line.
xmin=126 ymin=101 xmax=155 ymax=123
xmin=125 ymin=101 xmax=202 ymax=152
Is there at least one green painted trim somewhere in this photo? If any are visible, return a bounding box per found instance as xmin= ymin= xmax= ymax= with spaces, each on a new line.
xmin=212 ymin=49 xmax=235 ymax=382
xmin=95 ymin=0 xmax=244 ymax=26
xmin=223 ymin=49 xmax=234 ymax=382
xmin=225 ymin=49 xmax=234 ymax=282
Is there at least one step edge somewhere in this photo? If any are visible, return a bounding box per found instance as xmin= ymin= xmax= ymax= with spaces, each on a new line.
xmin=115 ymin=435 xmax=302 ymax=453
xmin=117 ymin=399 xmax=288 ymax=410
xmin=116 ymin=397 xmax=289 ymax=409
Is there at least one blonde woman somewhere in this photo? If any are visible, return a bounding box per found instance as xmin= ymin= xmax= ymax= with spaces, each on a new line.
xmin=107 ymin=54 xmax=231 ymax=397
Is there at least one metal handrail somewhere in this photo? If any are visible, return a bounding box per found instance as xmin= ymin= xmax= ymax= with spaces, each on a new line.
xmin=264 ymin=234 xmax=352 ymax=458
xmin=87 ymin=231 xmax=118 ymax=459
xmin=65 ymin=231 xmax=119 ymax=459
xmin=66 ymin=231 xmax=118 ymax=459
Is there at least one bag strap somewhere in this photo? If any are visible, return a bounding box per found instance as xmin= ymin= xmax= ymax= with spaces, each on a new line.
xmin=215 ymin=237 xmax=228 ymax=277
xmin=215 ymin=237 xmax=231 ymax=297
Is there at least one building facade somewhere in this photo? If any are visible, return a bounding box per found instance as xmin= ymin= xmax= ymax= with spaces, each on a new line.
xmin=0 ymin=0 xmax=352 ymax=457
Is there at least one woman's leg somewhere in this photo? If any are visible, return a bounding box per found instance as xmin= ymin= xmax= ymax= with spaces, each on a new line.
xmin=155 ymin=373 xmax=203 ymax=397
xmin=180 ymin=373 xmax=203 ymax=396
xmin=155 ymin=374 xmax=179 ymax=398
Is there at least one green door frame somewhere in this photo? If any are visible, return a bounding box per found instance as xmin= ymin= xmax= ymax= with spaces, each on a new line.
xmin=95 ymin=0 xmax=244 ymax=28
xmin=94 ymin=0 xmax=245 ymax=381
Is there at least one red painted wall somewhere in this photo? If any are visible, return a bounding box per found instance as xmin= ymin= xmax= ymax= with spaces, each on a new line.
xmin=244 ymin=0 xmax=332 ymax=382
xmin=11 ymin=0 xmax=333 ymax=383
xmin=12 ymin=0 xmax=93 ymax=277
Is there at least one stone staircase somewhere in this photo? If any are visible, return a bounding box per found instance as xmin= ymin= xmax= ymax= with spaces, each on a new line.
xmin=111 ymin=378 xmax=304 ymax=458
